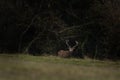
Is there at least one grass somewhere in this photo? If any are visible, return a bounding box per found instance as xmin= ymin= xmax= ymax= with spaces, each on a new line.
xmin=0 ymin=54 xmax=120 ymax=80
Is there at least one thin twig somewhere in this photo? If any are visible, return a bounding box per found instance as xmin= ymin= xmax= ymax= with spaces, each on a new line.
xmin=23 ymin=33 xmax=41 ymax=53
xmin=18 ymin=14 xmax=39 ymax=52
xmin=58 ymin=21 xmax=94 ymax=34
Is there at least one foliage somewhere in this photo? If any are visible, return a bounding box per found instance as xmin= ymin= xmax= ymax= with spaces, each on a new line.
xmin=0 ymin=0 xmax=120 ymax=60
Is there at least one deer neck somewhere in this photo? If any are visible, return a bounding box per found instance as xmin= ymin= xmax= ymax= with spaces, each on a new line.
xmin=69 ymin=47 xmax=74 ymax=52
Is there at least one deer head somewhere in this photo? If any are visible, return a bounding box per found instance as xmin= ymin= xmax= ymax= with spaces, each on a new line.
xmin=58 ymin=40 xmax=78 ymax=58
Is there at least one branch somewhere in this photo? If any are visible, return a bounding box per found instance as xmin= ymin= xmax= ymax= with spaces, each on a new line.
xmin=23 ymin=25 xmax=47 ymax=53
xmin=23 ymin=33 xmax=41 ymax=53
xmin=58 ymin=21 xmax=94 ymax=34
xmin=18 ymin=14 xmax=39 ymax=52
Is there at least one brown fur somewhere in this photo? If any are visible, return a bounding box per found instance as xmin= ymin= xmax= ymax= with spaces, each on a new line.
xmin=58 ymin=40 xmax=78 ymax=58
xmin=58 ymin=50 xmax=72 ymax=58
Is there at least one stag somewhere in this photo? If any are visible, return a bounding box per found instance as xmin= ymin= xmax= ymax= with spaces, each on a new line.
xmin=58 ymin=40 xmax=78 ymax=58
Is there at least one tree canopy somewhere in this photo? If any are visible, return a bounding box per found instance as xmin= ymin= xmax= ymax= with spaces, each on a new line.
xmin=0 ymin=0 xmax=120 ymax=60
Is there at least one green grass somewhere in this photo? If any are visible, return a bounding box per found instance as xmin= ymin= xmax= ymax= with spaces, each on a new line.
xmin=0 ymin=54 xmax=120 ymax=80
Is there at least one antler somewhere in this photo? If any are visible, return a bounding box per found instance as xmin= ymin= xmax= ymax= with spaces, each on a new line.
xmin=66 ymin=40 xmax=79 ymax=52
xmin=65 ymin=40 xmax=70 ymax=48
xmin=72 ymin=41 xmax=79 ymax=49
xmin=58 ymin=40 xmax=79 ymax=58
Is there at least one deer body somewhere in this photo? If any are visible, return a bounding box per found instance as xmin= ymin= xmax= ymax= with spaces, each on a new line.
xmin=58 ymin=40 xmax=78 ymax=58
xmin=58 ymin=50 xmax=72 ymax=58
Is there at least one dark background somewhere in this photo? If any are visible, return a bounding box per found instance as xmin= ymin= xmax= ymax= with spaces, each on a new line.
xmin=0 ymin=0 xmax=120 ymax=60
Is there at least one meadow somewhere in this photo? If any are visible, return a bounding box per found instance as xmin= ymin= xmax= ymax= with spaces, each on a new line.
xmin=0 ymin=54 xmax=120 ymax=80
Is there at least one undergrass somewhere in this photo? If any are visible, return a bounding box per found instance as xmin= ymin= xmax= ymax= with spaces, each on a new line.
xmin=0 ymin=54 xmax=120 ymax=80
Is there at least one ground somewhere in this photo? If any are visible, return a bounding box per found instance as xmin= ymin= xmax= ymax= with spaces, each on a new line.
xmin=0 ymin=54 xmax=120 ymax=80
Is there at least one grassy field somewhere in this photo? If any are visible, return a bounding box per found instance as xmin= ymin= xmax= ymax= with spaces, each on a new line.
xmin=0 ymin=54 xmax=120 ymax=80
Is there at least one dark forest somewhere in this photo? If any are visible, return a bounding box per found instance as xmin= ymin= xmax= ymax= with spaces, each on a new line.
xmin=0 ymin=0 xmax=120 ymax=60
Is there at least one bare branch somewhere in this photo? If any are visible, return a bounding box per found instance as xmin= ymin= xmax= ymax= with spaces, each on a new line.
xmin=18 ymin=14 xmax=39 ymax=52
xmin=58 ymin=21 xmax=94 ymax=34
xmin=23 ymin=33 xmax=41 ymax=53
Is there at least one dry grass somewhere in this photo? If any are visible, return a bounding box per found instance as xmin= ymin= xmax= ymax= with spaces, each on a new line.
xmin=0 ymin=54 xmax=120 ymax=80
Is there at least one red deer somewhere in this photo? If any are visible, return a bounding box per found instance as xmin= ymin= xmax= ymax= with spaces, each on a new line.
xmin=58 ymin=40 xmax=78 ymax=58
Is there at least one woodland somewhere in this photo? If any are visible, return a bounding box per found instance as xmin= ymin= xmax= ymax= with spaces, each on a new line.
xmin=0 ymin=0 xmax=120 ymax=60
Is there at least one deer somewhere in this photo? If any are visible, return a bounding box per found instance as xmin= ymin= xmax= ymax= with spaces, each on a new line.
xmin=58 ymin=40 xmax=79 ymax=58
